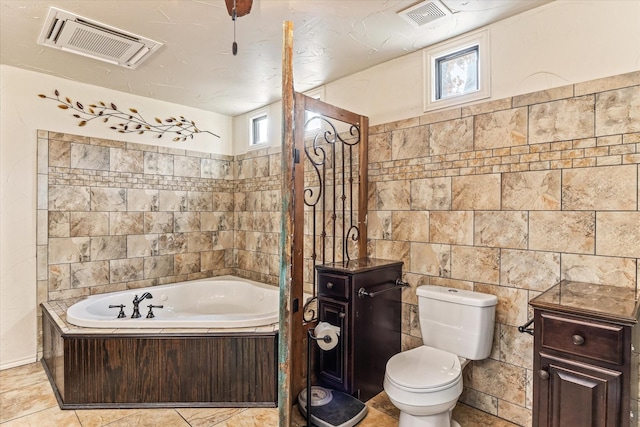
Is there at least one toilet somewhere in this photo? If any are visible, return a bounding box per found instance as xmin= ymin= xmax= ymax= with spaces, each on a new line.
xmin=383 ymin=285 xmax=498 ymax=427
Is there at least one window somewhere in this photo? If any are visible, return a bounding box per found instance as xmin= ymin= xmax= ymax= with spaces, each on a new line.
xmin=424 ymin=29 xmax=490 ymax=111
xmin=304 ymin=87 xmax=325 ymax=134
xmin=248 ymin=108 xmax=269 ymax=147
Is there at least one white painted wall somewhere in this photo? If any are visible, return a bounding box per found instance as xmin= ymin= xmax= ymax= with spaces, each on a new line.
xmin=0 ymin=65 xmax=231 ymax=369
xmin=234 ymin=0 xmax=640 ymax=154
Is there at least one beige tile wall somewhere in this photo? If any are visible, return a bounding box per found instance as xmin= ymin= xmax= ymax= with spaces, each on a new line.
xmin=34 ymin=70 xmax=639 ymax=426
xmin=367 ymin=70 xmax=640 ymax=426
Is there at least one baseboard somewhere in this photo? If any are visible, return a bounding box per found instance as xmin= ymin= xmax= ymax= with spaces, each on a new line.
xmin=0 ymin=355 xmax=38 ymax=371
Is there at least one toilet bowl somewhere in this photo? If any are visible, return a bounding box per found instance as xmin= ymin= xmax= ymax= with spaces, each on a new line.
xmin=383 ymin=285 xmax=498 ymax=427
xmin=384 ymin=346 xmax=464 ymax=427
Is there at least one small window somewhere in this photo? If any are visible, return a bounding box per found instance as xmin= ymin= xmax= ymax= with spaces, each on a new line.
xmin=424 ymin=29 xmax=490 ymax=111
xmin=248 ymin=108 xmax=269 ymax=147
xmin=304 ymin=87 xmax=325 ymax=134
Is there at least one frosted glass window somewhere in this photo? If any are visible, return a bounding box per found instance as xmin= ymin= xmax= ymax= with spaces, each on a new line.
xmin=436 ymin=46 xmax=478 ymax=100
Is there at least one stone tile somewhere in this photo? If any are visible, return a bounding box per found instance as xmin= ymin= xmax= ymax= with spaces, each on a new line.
xmin=110 ymin=212 xmax=144 ymax=235
xmin=500 ymin=249 xmax=560 ymax=291
xmin=391 ymin=125 xmax=428 ymax=160
xmin=90 ymin=236 xmax=127 ymax=261
xmin=69 ymin=211 xmax=109 ymax=237
xmin=110 ymin=146 xmax=144 ymax=173
xmin=158 ymin=190 xmax=188 ymax=212
xmin=410 ymin=242 xmax=450 ymax=277
xmin=144 ymin=212 xmax=174 ymax=234
xmin=48 ymin=263 xmax=70 ymax=290
xmin=392 ymin=211 xmax=429 ymax=242
xmin=410 ymin=177 xmax=451 ymax=210
xmin=188 ymin=231 xmax=214 ymax=252
xmin=91 ymin=187 xmax=127 ymax=212
xmin=201 ymin=250 xmax=225 ymax=271
xmin=475 ymin=283 xmax=529 ymax=327
xmin=70 ymin=143 xmax=109 ymax=170
xmin=2 ymin=405 xmax=83 ymax=426
xmin=110 ymin=258 xmax=144 ymax=283
xmin=48 ymin=185 xmax=90 ymax=211
xmin=74 ymin=408 xmax=148 ymax=427
xmin=159 ymin=233 xmax=188 ymax=255
xmin=452 ymin=174 xmax=501 ymax=210
xmin=127 ymin=234 xmax=159 ymax=257
xmin=474 ymin=211 xmax=528 ymax=249
xmin=0 ymin=363 xmax=48 ymax=394
xmin=48 ymin=139 xmax=70 ymax=167
xmin=596 ymin=212 xmax=640 ymax=258
xmin=529 ymin=211 xmax=595 ymax=254
xmin=462 ymin=98 xmax=513 ymax=117
xmin=512 ymin=84 xmax=574 ymax=107
xmin=367 ymin=211 xmax=391 ymax=240
xmin=374 ymin=240 xmax=410 ymax=267
xmin=144 ymin=152 xmax=174 ymax=175
xmin=201 ymin=212 xmax=232 ymax=232
xmin=175 ymin=212 xmax=201 ymax=232
xmin=419 ymin=107 xmax=461 ymax=125
xmin=143 ymin=255 xmax=174 ymax=279
xmin=70 ymin=260 xmax=109 ymax=288
xmin=471 ymin=358 xmax=527 ymax=406
xmin=48 ymin=237 xmax=90 ymax=264
xmin=430 ymin=117 xmax=474 ymax=155
xmin=0 ymin=381 xmax=58 ymax=423
xmin=575 ymin=70 xmax=640 ymax=96
xmin=174 ymin=252 xmax=201 ymax=275
xmin=48 ymin=211 xmax=69 ymax=238
xmin=128 ymin=189 xmax=160 ymax=212
xmin=497 ymin=399 xmax=532 ymax=427
xmin=561 ymin=253 xmax=637 ymax=289
xmin=450 ymin=246 xmax=499 ymax=285
xmin=174 ymin=155 xmax=201 ymax=178
xmin=366 ymin=391 xmax=400 ymax=419
xmin=502 ymin=170 xmax=561 ymax=210
xmin=529 ymin=95 xmax=595 ymax=144
xmin=376 ymin=180 xmax=410 ymax=210
xmin=369 ymin=132 xmax=391 ymax=163
xmin=562 ymin=165 xmax=637 ymax=210
xmin=102 ymin=409 xmax=190 ymax=427
xmin=499 ymin=324 xmax=533 ymax=370
xmin=474 ymin=107 xmax=527 ymax=150
xmin=430 ymin=211 xmax=473 ymax=245
xmin=176 ymin=408 xmax=245 ymax=427
xmin=459 ymin=389 xmax=498 ymax=417
xmin=217 ymin=407 xmax=279 ymax=427
xmin=356 ymin=406 xmax=399 ymax=427
xmin=596 ymin=86 xmax=640 ymax=136
xmin=188 ymin=191 xmax=214 ymax=212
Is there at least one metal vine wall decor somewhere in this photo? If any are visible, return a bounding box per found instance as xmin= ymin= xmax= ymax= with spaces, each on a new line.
xmin=38 ymin=90 xmax=220 ymax=141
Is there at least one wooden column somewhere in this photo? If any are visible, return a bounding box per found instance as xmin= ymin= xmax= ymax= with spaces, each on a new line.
xmin=278 ymin=20 xmax=295 ymax=427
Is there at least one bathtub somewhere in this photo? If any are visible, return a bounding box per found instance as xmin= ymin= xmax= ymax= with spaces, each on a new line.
xmin=66 ymin=275 xmax=280 ymax=329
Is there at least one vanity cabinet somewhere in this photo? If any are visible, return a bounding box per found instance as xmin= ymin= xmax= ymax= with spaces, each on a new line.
xmin=530 ymin=281 xmax=639 ymax=427
xmin=315 ymin=258 xmax=403 ymax=402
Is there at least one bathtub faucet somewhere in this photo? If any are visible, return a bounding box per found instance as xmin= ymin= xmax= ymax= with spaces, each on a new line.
xmin=131 ymin=292 xmax=153 ymax=318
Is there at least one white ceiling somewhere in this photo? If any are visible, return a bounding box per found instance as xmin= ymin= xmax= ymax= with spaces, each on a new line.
xmin=0 ymin=0 xmax=552 ymax=117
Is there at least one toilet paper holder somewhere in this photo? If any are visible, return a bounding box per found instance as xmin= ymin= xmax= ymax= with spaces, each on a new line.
xmin=357 ymin=278 xmax=409 ymax=298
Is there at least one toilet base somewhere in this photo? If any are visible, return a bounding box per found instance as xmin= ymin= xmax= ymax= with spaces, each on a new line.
xmin=398 ymin=408 xmax=460 ymax=427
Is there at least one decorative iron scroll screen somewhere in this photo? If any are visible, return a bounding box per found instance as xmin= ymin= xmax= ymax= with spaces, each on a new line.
xmin=302 ymin=114 xmax=362 ymax=316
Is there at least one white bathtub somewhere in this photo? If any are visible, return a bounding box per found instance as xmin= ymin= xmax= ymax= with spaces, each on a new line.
xmin=66 ymin=276 xmax=280 ymax=329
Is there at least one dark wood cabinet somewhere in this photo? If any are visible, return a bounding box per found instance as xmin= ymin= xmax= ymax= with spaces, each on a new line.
xmin=315 ymin=258 xmax=403 ymax=402
xmin=530 ymin=281 xmax=639 ymax=427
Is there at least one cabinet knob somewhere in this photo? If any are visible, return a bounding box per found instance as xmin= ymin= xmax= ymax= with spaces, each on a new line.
xmin=326 ymin=282 xmax=334 ymax=289
xmin=538 ymin=370 xmax=549 ymax=380
xmin=572 ymin=334 xmax=585 ymax=346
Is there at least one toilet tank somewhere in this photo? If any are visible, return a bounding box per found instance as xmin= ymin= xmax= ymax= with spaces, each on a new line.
xmin=417 ymin=285 xmax=498 ymax=360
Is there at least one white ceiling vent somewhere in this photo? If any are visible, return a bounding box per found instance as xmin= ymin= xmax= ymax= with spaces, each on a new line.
xmin=398 ymin=0 xmax=452 ymax=28
xmin=37 ymin=7 xmax=162 ymax=69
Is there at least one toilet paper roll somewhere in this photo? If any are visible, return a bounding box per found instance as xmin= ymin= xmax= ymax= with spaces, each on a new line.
xmin=315 ymin=322 xmax=340 ymax=351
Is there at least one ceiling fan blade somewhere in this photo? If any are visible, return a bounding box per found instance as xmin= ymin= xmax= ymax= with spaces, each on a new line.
xmin=224 ymin=0 xmax=253 ymax=18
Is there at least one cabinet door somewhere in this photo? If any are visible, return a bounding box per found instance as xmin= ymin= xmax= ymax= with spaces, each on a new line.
xmin=317 ymin=298 xmax=349 ymax=393
xmin=536 ymin=353 xmax=622 ymax=427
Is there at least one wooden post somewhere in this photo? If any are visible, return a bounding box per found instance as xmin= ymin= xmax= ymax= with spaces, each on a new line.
xmin=278 ymin=20 xmax=295 ymax=427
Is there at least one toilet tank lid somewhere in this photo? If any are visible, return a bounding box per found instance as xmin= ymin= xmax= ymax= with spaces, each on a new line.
xmin=416 ymin=285 xmax=498 ymax=307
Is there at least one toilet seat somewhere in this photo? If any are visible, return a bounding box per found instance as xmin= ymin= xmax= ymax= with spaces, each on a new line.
xmin=386 ymin=346 xmax=461 ymax=392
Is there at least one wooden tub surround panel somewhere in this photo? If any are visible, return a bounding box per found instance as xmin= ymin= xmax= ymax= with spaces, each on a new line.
xmin=41 ymin=306 xmax=278 ymax=409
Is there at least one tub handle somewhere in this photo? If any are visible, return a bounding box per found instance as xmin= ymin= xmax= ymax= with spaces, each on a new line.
xmin=108 ymin=304 xmax=126 ymax=318
xmin=146 ymin=304 xmax=164 ymax=318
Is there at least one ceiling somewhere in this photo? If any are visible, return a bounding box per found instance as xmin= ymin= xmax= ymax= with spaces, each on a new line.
xmin=0 ymin=0 xmax=552 ymax=117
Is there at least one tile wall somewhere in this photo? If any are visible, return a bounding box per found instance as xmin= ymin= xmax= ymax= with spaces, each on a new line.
xmin=366 ymin=71 xmax=640 ymax=425
xmin=34 ymin=70 xmax=639 ymax=426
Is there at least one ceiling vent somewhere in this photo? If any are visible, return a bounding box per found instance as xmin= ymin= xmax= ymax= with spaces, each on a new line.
xmin=37 ymin=7 xmax=162 ymax=69
xmin=398 ymin=0 xmax=452 ymax=28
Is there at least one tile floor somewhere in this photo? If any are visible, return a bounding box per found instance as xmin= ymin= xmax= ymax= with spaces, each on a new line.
xmin=1 ymin=362 xmax=519 ymax=426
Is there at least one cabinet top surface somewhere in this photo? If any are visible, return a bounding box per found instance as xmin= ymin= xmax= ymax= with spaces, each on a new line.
xmin=315 ymin=258 xmax=403 ymax=274
xmin=530 ymin=280 xmax=639 ymax=324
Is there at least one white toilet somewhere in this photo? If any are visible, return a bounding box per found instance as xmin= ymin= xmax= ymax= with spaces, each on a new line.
xmin=383 ymin=285 xmax=498 ymax=427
